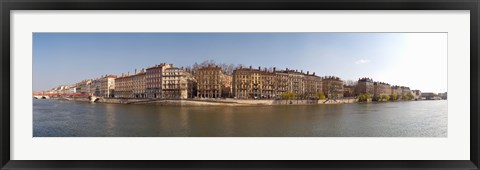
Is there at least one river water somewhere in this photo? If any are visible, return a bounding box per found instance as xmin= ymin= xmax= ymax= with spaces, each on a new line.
xmin=33 ymin=99 xmax=447 ymax=137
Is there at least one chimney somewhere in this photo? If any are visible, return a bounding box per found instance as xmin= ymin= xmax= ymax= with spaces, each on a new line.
xmin=301 ymin=70 xmax=303 ymax=73
xmin=286 ymin=68 xmax=289 ymax=71
xmin=258 ymin=66 xmax=261 ymax=70
xmin=307 ymin=71 xmax=309 ymax=75
xmin=249 ymin=65 xmax=252 ymax=69
xmin=135 ymin=69 xmax=137 ymax=74
xmin=313 ymin=72 xmax=315 ymax=76
xmin=273 ymin=67 xmax=276 ymax=72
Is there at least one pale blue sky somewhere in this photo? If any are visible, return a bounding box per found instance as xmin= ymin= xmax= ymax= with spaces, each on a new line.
xmin=33 ymin=33 xmax=447 ymax=93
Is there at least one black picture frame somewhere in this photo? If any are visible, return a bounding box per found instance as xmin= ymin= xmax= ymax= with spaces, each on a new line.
xmin=1 ymin=0 xmax=479 ymax=169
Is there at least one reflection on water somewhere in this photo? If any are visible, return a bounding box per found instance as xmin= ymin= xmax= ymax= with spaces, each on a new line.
xmin=105 ymin=104 xmax=116 ymax=136
xmin=33 ymin=100 xmax=447 ymax=137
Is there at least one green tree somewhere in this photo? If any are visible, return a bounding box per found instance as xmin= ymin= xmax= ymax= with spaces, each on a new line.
xmin=407 ymin=93 xmax=415 ymax=100
xmin=281 ymin=92 xmax=296 ymax=100
xmin=317 ymin=92 xmax=326 ymax=100
xmin=381 ymin=95 xmax=390 ymax=101
xmin=391 ymin=93 xmax=398 ymax=101
xmin=403 ymin=94 xmax=412 ymax=101
xmin=358 ymin=93 xmax=371 ymax=102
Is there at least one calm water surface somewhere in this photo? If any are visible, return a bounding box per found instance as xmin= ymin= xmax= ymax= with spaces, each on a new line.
xmin=33 ymin=100 xmax=447 ymax=137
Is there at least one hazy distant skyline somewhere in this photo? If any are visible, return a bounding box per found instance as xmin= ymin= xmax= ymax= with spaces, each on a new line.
xmin=33 ymin=33 xmax=447 ymax=93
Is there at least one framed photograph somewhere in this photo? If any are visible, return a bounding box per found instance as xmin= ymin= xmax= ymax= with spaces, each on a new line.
xmin=1 ymin=0 xmax=479 ymax=169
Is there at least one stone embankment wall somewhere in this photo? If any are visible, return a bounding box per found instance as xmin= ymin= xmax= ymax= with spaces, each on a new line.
xmin=233 ymin=98 xmax=357 ymax=105
xmin=47 ymin=97 xmax=358 ymax=106
xmin=138 ymin=98 xmax=358 ymax=106
xmin=50 ymin=96 xmax=90 ymax=102
xmin=140 ymin=100 xmax=244 ymax=106
xmin=50 ymin=97 xmax=153 ymax=104
xmin=99 ymin=98 xmax=152 ymax=104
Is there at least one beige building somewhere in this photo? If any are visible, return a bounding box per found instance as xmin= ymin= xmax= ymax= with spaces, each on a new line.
xmin=232 ymin=66 xmax=262 ymax=99
xmin=98 ymin=75 xmax=117 ymax=98
xmin=232 ymin=67 xmax=249 ymax=98
xmin=302 ymin=71 xmax=322 ymax=99
xmin=162 ymin=67 xmax=197 ymax=99
xmin=391 ymin=85 xmax=402 ymax=98
xmin=343 ymin=85 xmax=356 ymax=97
xmin=357 ymin=77 xmax=374 ymax=95
xmin=260 ymin=68 xmax=276 ymax=99
xmin=233 ymin=67 xmax=322 ymax=99
xmin=400 ymin=86 xmax=411 ymax=96
xmin=274 ymin=70 xmax=289 ymax=97
xmin=50 ymin=84 xmax=77 ymax=94
xmin=132 ymin=69 xmax=147 ymax=98
xmin=400 ymin=86 xmax=413 ymax=100
xmin=233 ymin=66 xmax=276 ymax=99
xmin=75 ymin=79 xmax=92 ymax=95
xmin=288 ymin=70 xmax=305 ymax=98
xmin=115 ymin=73 xmax=133 ymax=98
xmin=274 ymin=68 xmax=307 ymax=99
xmin=195 ymin=65 xmax=232 ymax=98
xmin=412 ymin=90 xmax=422 ymax=100
xmin=373 ymin=81 xmax=392 ymax=100
xmin=322 ymin=76 xmax=344 ymax=99
xmin=146 ymin=63 xmax=173 ymax=98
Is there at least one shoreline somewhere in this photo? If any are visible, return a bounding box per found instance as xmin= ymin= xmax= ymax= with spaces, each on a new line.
xmin=42 ymin=97 xmax=360 ymax=106
xmin=36 ymin=97 xmax=445 ymax=106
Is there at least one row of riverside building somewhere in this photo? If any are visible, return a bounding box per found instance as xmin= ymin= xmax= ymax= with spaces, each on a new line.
xmin=356 ymin=77 xmax=422 ymax=100
xmin=47 ymin=63 xmax=422 ymax=100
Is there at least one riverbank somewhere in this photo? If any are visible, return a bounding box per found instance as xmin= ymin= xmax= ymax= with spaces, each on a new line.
xmin=140 ymin=98 xmax=357 ymax=106
xmin=45 ymin=97 xmax=358 ymax=106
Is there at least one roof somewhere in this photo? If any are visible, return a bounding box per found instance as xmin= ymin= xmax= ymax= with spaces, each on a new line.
xmin=115 ymin=75 xmax=133 ymax=80
xmin=146 ymin=63 xmax=172 ymax=70
xmin=102 ymin=75 xmax=117 ymax=79
xmin=198 ymin=66 xmax=222 ymax=70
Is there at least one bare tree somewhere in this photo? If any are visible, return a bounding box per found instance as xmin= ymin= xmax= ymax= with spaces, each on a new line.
xmin=184 ymin=66 xmax=192 ymax=73
xmin=344 ymin=79 xmax=356 ymax=86
xmin=220 ymin=63 xmax=228 ymax=74
xmin=192 ymin=62 xmax=199 ymax=71
xmin=208 ymin=59 xmax=216 ymax=65
xmin=226 ymin=64 xmax=235 ymax=75
xmin=199 ymin=60 xmax=216 ymax=67
xmin=235 ymin=64 xmax=245 ymax=70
